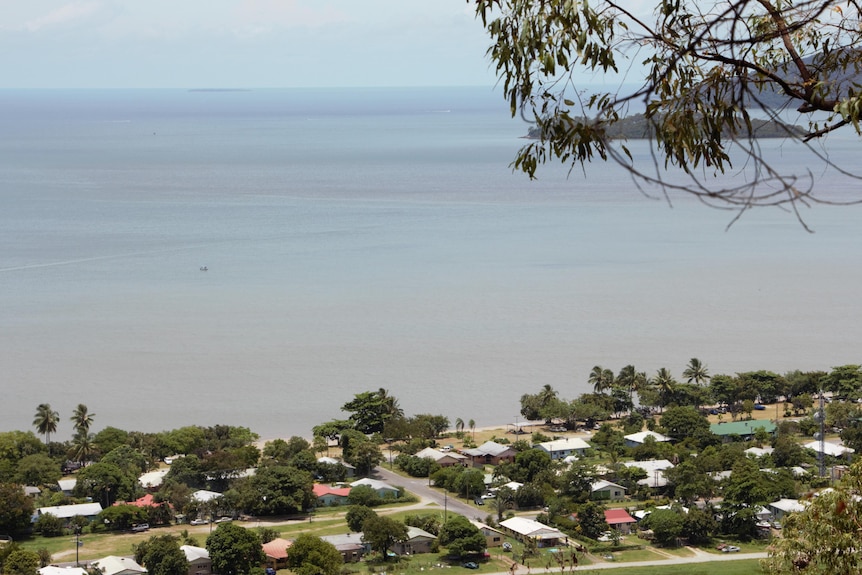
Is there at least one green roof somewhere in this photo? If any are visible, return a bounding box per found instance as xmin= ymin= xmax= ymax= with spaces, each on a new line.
xmin=710 ymin=420 xmax=777 ymax=436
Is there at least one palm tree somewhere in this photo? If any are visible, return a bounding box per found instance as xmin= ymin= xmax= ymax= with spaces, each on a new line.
xmin=33 ymin=403 xmax=60 ymax=444
xmin=589 ymin=366 xmax=614 ymax=395
xmin=70 ymin=403 xmax=95 ymax=436
xmin=654 ymin=368 xmax=678 ymax=411
xmin=683 ymin=358 xmax=710 ymax=386
xmin=70 ymin=432 xmax=96 ymax=463
xmin=468 ymin=419 xmax=476 ymax=441
xmin=455 ymin=418 xmax=465 ymax=437
xmin=617 ymin=365 xmax=647 ymax=408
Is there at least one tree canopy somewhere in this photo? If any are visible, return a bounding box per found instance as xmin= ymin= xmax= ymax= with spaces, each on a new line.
xmin=470 ymin=0 xmax=862 ymax=226
xmin=206 ymin=523 xmax=265 ymax=575
xmin=285 ymin=534 xmax=343 ymax=575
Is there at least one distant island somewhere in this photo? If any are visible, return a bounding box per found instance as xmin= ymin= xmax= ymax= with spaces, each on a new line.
xmin=526 ymin=112 xmax=804 ymax=140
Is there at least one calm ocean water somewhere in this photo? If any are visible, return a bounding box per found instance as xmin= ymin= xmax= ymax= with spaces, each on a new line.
xmin=2 ymin=87 xmax=861 ymax=442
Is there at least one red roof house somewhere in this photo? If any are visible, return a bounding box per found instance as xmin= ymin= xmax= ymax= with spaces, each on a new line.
xmin=604 ymin=508 xmax=638 ymax=535
xmin=312 ymin=484 xmax=352 ymax=506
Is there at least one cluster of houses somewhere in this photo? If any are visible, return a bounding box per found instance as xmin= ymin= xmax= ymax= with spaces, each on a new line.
xmin=39 ymin=547 xmax=211 ymax=575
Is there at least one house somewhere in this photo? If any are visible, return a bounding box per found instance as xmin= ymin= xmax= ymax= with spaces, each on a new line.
xmin=313 ymin=484 xmax=351 ymax=506
xmin=499 ymin=517 xmax=567 ymax=548
xmin=622 ymin=459 xmax=675 ymax=489
xmin=191 ymin=490 xmax=222 ymax=503
xmin=91 ymin=556 xmax=147 ymax=575
xmin=57 ymin=479 xmax=77 ymax=496
xmin=393 ymin=526 xmax=437 ymax=555
xmin=470 ymin=520 xmax=506 ymax=548
xmin=317 ymin=457 xmax=356 ymax=478
xmin=767 ymin=498 xmax=806 ymax=521
xmin=624 ymin=431 xmax=671 ymax=448
xmin=604 ymin=508 xmax=638 ymax=535
xmin=40 ymin=567 xmax=87 ymax=575
xmin=710 ymin=420 xmax=776 ymax=442
xmin=23 ymin=486 xmax=41 ymax=498
xmin=349 ymin=478 xmax=400 ymax=498
xmin=803 ymin=440 xmax=854 ymax=457
xmin=180 ymin=545 xmax=212 ymax=575
xmin=262 ymin=538 xmax=293 ymax=570
xmin=461 ymin=441 xmax=517 ymax=467
xmin=415 ymin=447 xmax=468 ymax=467
xmin=536 ymin=437 xmax=591 ymax=460
xmin=139 ymin=469 xmax=170 ymax=489
xmin=35 ymin=503 xmax=103 ymax=522
xmin=745 ymin=446 xmax=775 ymax=458
xmin=319 ymin=533 xmax=369 ymax=562
xmin=590 ymin=480 xmax=626 ymax=501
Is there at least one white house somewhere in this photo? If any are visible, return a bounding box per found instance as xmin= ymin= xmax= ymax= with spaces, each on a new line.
xmin=350 ymin=478 xmax=400 ymax=498
xmin=40 ymin=567 xmax=87 ymax=575
xmin=180 ymin=545 xmax=212 ymax=575
xmin=768 ymin=498 xmax=806 ymax=521
xmin=91 ymin=556 xmax=147 ymax=575
xmin=624 ymin=431 xmax=671 ymax=448
xmin=35 ymin=502 xmax=102 ymax=521
xmin=139 ymin=468 xmax=170 ymax=489
xmin=590 ymin=480 xmax=626 ymax=501
xmin=623 ymin=459 xmax=675 ymax=488
xmin=499 ymin=517 xmax=567 ymax=547
xmin=191 ymin=490 xmax=223 ymax=503
xmin=803 ymin=441 xmax=854 ymax=457
xmin=317 ymin=457 xmax=356 ymax=478
xmin=415 ymin=447 xmax=468 ymax=467
xmin=536 ymin=437 xmax=591 ymax=460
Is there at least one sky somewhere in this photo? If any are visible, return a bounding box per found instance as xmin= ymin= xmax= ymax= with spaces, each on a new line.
xmin=0 ymin=0 xmax=499 ymax=89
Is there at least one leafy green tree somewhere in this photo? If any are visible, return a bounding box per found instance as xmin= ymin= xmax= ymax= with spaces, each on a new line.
xmin=3 ymin=549 xmax=39 ymax=575
xmin=709 ymin=374 xmax=739 ymax=408
xmin=99 ymin=504 xmax=148 ymax=531
xmin=763 ymin=460 xmax=862 ymax=574
xmin=574 ymin=501 xmax=607 ymax=539
xmin=341 ymin=389 xmax=403 ymax=434
xmin=33 ymin=512 xmax=64 ymax=537
xmin=206 ymin=523 xmax=265 ymax=575
xmin=471 ymin=0 xmax=862 ymax=219
xmin=361 ymin=515 xmax=408 ymax=561
xmin=164 ymin=454 xmax=204 ymax=488
xmin=286 ymin=534 xmax=343 ymax=575
xmin=32 ymin=404 xmax=59 ymax=444
xmin=437 ymin=515 xmax=486 ymax=557
xmin=13 ymin=453 xmax=60 ymax=487
xmin=659 ymin=406 xmax=710 ymax=440
xmin=346 ymin=484 xmax=381 ymax=508
xmin=644 ymin=508 xmax=684 ymax=547
xmin=93 ymin=427 xmax=131 ymax=456
xmin=0 ymin=483 xmax=36 ymax=536
xmin=341 ymin=435 xmax=383 ymax=477
xmin=134 ymin=534 xmax=189 ymax=575
xmin=232 ymin=465 xmax=314 ymax=516
xmin=823 ymin=365 xmax=862 ymax=400
xmin=101 ymin=445 xmax=150 ymax=477
xmin=508 ymin=449 xmax=552 ymax=484
xmin=403 ymin=514 xmax=441 ymax=536
xmin=74 ymin=461 xmax=137 ymax=506
xmin=408 ymin=414 xmax=451 ymax=440
xmin=345 ymin=506 xmax=377 ymax=532
xmin=666 ymin=460 xmax=711 ymax=506
xmin=683 ymin=507 xmax=717 ymax=545
xmin=559 ymin=460 xmax=596 ymax=503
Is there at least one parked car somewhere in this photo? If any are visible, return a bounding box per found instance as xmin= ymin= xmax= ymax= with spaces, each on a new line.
xmin=131 ymin=523 xmax=149 ymax=532
xmin=190 ymin=518 xmax=209 ymax=526
xmin=722 ymin=545 xmax=741 ymax=553
xmin=215 ymin=517 xmax=232 ymax=523
xmin=461 ymin=562 xmax=479 ymax=570
xmin=754 ymin=403 xmax=766 ymax=410
xmin=473 ymin=497 xmax=484 ymax=505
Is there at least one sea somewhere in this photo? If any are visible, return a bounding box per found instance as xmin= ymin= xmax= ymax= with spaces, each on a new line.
xmin=2 ymin=86 xmax=861 ymax=443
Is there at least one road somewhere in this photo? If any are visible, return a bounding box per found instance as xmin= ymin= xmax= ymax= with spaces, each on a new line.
xmin=371 ymin=465 xmax=768 ymax=572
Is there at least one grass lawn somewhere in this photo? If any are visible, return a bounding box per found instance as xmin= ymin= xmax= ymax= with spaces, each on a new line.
xmin=600 ymin=547 xmax=671 ymax=562
xmin=575 ymin=559 xmax=766 ymax=574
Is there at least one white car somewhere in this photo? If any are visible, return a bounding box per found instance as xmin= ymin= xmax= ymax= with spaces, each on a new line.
xmin=190 ymin=518 xmax=209 ymax=526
